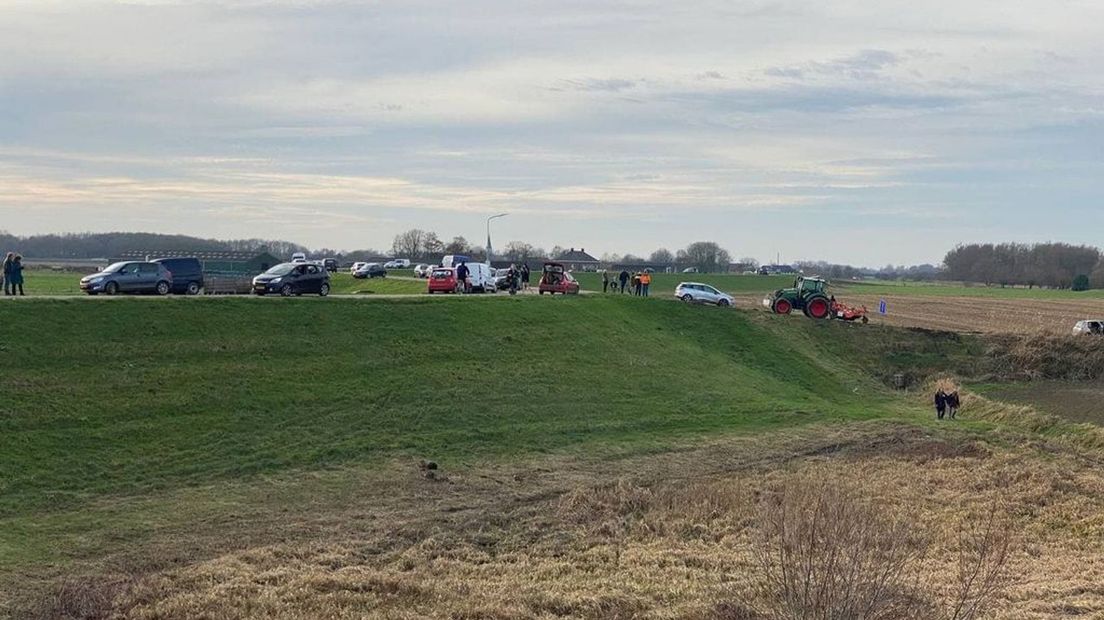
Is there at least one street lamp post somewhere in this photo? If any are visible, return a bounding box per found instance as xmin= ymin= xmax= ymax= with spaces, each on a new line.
xmin=486 ymin=212 xmax=508 ymax=261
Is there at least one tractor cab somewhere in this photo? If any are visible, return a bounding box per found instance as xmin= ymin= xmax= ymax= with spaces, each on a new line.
xmin=797 ymin=277 xmax=827 ymax=295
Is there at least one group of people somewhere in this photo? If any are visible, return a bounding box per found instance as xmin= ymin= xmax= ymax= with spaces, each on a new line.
xmin=934 ymin=388 xmax=961 ymax=420
xmin=2 ymin=252 xmax=25 ymax=295
xmin=602 ymin=269 xmax=652 ymax=296
xmin=454 ymin=261 xmax=529 ymax=293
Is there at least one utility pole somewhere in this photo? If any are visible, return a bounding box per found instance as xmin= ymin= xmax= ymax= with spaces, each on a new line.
xmin=486 ymin=213 xmax=508 ymax=261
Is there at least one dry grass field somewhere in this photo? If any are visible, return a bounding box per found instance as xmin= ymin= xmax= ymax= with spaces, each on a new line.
xmin=37 ymin=422 xmax=1104 ymax=620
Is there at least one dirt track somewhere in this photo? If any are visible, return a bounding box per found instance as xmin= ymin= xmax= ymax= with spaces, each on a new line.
xmin=738 ymin=293 xmax=1104 ymax=335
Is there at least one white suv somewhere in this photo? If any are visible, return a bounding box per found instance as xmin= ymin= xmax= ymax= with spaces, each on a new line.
xmin=675 ymin=282 xmax=734 ymax=307
xmin=384 ymin=259 xmax=411 ymax=269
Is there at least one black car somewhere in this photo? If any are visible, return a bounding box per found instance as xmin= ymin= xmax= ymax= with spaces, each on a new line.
xmin=79 ymin=261 xmax=173 ymax=295
xmin=323 ymin=258 xmax=338 ymax=273
xmin=252 ymin=262 xmax=331 ymax=297
xmin=153 ymin=256 xmax=204 ymax=295
xmin=352 ymin=263 xmax=387 ymax=279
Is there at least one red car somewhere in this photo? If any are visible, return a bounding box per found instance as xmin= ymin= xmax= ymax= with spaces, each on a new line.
xmin=538 ymin=262 xmax=580 ymax=295
xmin=427 ymin=267 xmax=460 ymax=294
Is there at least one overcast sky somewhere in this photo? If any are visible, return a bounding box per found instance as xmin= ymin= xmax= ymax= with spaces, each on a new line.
xmin=1 ymin=0 xmax=1102 ymax=264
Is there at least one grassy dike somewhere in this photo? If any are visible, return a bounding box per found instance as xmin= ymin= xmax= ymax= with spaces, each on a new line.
xmin=0 ymin=294 xmax=930 ymax=602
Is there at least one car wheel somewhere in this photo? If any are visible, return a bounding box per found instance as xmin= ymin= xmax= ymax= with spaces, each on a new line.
xmin=186 ymin=281 xmax=201 ymax=295
xmin=319 ymin=283 xmax=330 ymax=297
xmin=155 ymin=281 xmax=170 ymax=296
xmin=105 ymin=282 xmax=119 ymax=295
xmin=718 ymin=298 xmax=730 ymax=307
xmin=280 ymin=284 xmax=293 ymax=297
xmin=681 ymin=294 xmax=693 ymax=303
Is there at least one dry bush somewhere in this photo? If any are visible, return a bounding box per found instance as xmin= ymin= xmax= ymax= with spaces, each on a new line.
xmin=986 ymin=334 xmax=1104 ymax=381
xmin=741 ymin=475 xmax=929 ymax=620
xmin=735 ymin=474 xmax=1016 ymax=620
xmin=942 ymin=505 xmax=1014 ymax=620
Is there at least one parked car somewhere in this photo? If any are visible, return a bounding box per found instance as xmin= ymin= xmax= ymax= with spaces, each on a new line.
xmin=350 ymin=261 xmax=367 ymax=274
xmin=682 ymin=267 xmax=699 ymax=273
xmin=291 ymin=252 xmax=307 ymax=263
xmin=80 ymin=261 xmax=173 ymax=296
xmin=253 ymin=262 xmax=330 ymax=296
xmin=384 ymin=258 xmax=411 ymax=269
xmin=460 ymin=262 xmax=495 ymax=293
xmin=494 ymin=268 xmax=515 ymax=290
xmin=323 ymin=258 xmax=338 ymax=273
xmin=675 ymin=282 xmax=734 ymax=307
xmin=427 ymin=267 xmax=460 ymax=293
xmin=1073 ymin=320 xmax=1104 ymax=336
xmin=413 ymin=263 xmax=432 ymax=278
xmin=538 ymin=262 xmax=580 ymax=295
xmin=352 ymin=263 xmax=387 ymax=279
xmin=152 ymin=256 xmax=204 ymax=295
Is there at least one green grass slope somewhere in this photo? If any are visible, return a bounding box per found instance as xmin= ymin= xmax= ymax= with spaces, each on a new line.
xmin=0 ymin=295 xmax=914 ymax=584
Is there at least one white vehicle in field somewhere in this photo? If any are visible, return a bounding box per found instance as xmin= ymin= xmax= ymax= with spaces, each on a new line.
xmin=413 ymin=263 xmax=432 ymax=278
xmin=1073 ymin=320 xmax=1104 ymax=336
xmin=291 ymin=252 xmax=307 ymax=263
xmin=350 ymin=261 xmax=367 ymax=274
xmin=675 ymin=282 xmax=734 ymax=307
xmin=384 ymin=258 xmax=411 ymax=269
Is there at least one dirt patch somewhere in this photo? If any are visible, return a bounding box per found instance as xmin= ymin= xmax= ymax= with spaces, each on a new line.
xmin=21 ymin=422 xmax=1104 ymax=620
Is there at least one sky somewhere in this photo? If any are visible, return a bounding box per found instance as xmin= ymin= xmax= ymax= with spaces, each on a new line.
xmin=1 ymin=0 xmax=1102 ymax=265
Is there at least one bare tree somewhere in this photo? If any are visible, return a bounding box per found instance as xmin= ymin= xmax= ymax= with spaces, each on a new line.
xmin=391 ymin=229 xmax=427 ymax=258
xmin=681 ymin=241 xmax=732 ymax=273
xmin=445 ymin=236 xmax=472 ymax=255
xmin=649 ymin=248 xmax=674 ymax=264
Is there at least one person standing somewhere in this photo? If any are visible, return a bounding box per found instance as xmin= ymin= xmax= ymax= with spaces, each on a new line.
xmin=618 ymin=269 xmax=629 ymax=294
xmin=640 ymin=271 xmax=651 ymax=297
xmin=520 ymin=264 xmax=530 ymax=291
xmin=456 ymin=261 xmax=470 ymax=293
xmin=946 ymin=390 xmax=960 ymax=419
xmin=2 ymin=252 xmax=13 ymax=296
xmin=631 ymin=272 xmax=641 ymax=296
xmin=8 ymin=255 xmax=24 ymax=296
xmin=602 ymin=270 xmax=610 ymax=293
xmin=934 ymin=389 xmax=947 ymax=420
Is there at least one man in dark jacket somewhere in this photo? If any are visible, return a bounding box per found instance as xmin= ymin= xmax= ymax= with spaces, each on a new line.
xmin=456 ymin=262 xmax=470 ymax=293
xmin=618 ymin=269 xmax=630 ymax=294
xmin=934 ymin=389 xmax=947 ymax=420
xmin=520 ymin=264 xmax=530 ymax=291
xmin=946 ymin=390 xmax=960 ymax=419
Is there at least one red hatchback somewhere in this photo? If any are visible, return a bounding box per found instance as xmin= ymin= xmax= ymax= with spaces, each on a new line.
xmin=427 ymin=267 xmax=460 ymax=293
xmin=538 ymin=262 xmax=580 ymax=295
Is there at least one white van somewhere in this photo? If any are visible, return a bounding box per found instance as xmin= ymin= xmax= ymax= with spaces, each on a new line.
xmin=291 ymin=252 xmax=307 ymax=263
xmin=441 ymin=254 xmax=471 ymax=268
xmin=458 ymin=262 xmax=494 ymax=293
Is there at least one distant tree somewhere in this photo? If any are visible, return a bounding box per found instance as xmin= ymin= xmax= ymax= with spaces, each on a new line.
xmin=445 ymin=236 xmax=472 ymax=255
xmin=391 ymin=229 xmax=427 ymax=258
xmin=503 ymin=241 xmax=536 ymax=261
xmin=738 ymin=257 xmax=760 ymax=270
xmin=550 ymin=246 xmax=566 ymax=259
xmin=423 ymin=232 xmax=444 ymax=256
xmin=681 ymin=241 xmax=732 ymax=273
xmin=648 ymin=248 xmax=674 ymax=264
xmin=944 ymin=243 xmax=1100 ymax=289
xmin=621 ymin=254 xmax=642 ymax=263
xmin=601 ymin=252 xmax=622 ymax=263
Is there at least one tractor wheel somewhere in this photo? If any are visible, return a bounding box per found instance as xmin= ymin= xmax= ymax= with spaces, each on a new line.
xmin=773 ymin=299 xmax=792 ymax=315
xmin=806 ymin=297 xmax=831 ymax=319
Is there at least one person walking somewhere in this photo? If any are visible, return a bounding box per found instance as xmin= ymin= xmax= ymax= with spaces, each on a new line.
xmin=632 ymin=272 xmax=641 ymax=296
xmin=8 ymin=255 xmax=24 ymax=296
xmin=602 ymin=270 xmax=610 ymax=293
xmin=946 ymin=390 xmax=960 ymax=419
xmin=456 ymin=261 xmax=470 ymax=293
xmin=640 ymin=271 xmax=651 ymax=297
xmin=618 ymin=269 xmax=629 ymax=294
xmin=934 ymin=389 xmax=947 ymax=420
xmin=520 ymin=264 xmax=530 ymax=291
xmin=2 ymin=252 xmax=13 ymax=296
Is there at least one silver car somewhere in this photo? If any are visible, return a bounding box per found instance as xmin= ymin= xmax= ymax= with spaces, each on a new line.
xmin=675 ymin=282 xmax=734 ymax=307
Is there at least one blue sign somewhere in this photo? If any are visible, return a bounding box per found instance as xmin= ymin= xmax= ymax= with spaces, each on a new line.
xmin=879 ymin=299 xmax=888 ymax=315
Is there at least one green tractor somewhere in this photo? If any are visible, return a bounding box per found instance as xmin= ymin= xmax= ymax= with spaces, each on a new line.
xmin=763 ymin=276 xmax=833 ymax=319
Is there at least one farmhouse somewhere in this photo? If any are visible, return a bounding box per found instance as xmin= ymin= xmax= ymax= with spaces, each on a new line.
xmin=554 ymin=248 xmax=600 ymax=271
xmin=110 ymin=249 xmax=281 ymax=275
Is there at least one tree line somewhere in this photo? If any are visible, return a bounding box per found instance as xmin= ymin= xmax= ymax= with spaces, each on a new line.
xmin=942 ymin=243 xmax=1102 ymax=290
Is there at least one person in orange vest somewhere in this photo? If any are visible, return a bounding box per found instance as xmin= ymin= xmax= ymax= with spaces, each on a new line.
xmin=640 ymin=271 xmax=652 ymax=297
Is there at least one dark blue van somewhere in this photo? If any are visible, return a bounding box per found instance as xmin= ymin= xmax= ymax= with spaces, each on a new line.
xmin=153 ymin=257 xmax=204 ymax=295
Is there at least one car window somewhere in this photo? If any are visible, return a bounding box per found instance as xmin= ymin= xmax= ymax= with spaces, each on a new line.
xmin=139 ymin=263 xmax=158 ymax=273
xmin=265 ymin=263 xmax=295 ymax=276
xmin=705 ymin=286 xmax=720 ymax=294
xmin=307 ymin=265 xmax=319 ymax=274
xmin=120 ymin=263 xmax=139 ymax=274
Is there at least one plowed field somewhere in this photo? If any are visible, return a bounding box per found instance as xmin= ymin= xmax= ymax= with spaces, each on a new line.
xmin=737 ymin=293 xmax=1104 ymax=334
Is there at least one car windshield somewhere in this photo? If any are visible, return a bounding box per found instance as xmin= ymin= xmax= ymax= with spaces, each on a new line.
xmin=103 ymin=262 xmax=135 ymax=273
xmin=432 ymin=269 xmax=453 ymax=278
xmin=264 ymin=263 xmax=296 ymax=276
